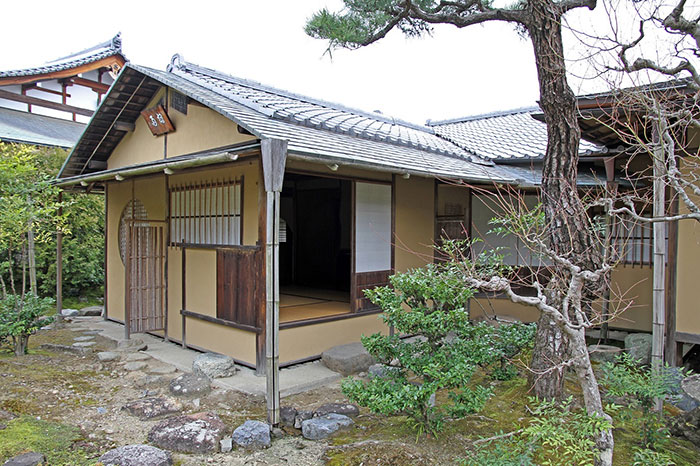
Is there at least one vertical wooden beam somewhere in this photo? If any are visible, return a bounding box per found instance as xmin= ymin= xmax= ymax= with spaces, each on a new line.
xmin=601 ymin=157 xmax=618 ymax=343
xmin=164 ymin=177 xmax=170 ymax=341
xmin=261 ymin=138 xmax=288 ymax=427
xmin=181 ymin=247 xmax=187 ymax=348
xmin=104 ymin=185 xmax=109 ymax=320
xmin=665 ymin=195 xmax=679 ymax=365
xmin=56 ymin=191 xmax=63 ymax=317
xmin=256 ymin=163 xmax=267 ymax=377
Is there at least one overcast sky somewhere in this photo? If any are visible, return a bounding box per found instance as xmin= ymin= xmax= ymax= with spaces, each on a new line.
xmin=0 ymin=1 xmax=684 ymax=125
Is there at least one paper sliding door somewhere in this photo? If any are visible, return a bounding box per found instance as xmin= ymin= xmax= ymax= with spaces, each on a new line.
xmin=353 ymin=181 xmax=392 ymax=312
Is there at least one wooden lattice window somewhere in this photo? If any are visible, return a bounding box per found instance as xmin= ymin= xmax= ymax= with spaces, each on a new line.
xmin=611 ymin=215 xmax=665 ymax=267
xmin=169 ymin=178 xmax=242 ymax=247
xmin=118 ymin=199 xmax=148 ymax=264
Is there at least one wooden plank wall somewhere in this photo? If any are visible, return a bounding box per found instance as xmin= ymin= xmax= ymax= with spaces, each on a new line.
xmin=353 ymin=270 xmax=391 ymax=312
xmin=216 ymin=246 xmax=262 ymax=328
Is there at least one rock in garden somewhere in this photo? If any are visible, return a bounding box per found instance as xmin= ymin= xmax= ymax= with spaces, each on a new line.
xmin=321 ymin=342 xmax=374 ymax=376
xmin=122 ymin=397 xmax=182 ymax=420
xmin=2 ymin=452 xmax=46 ymax=466
xmin=117 ymin=338 xmax=147 ymax=351
xmin=681 ymin=374 xmax=700 ymax=403
xmin=0 ymin=409 xmax=17 ymax=421
xmin=98 ymin=444 xmax=172 ymax=466
xmin=301 ymin=413 xmax=354 ymax=440
xmin=98 ymin=351 xmax=120 ymax=362
xmin=368 ymin=363 xmax=393 ymax=378
xmin=220 ymin=437 xmax=233 ymax=453
xmin=134 ymin=375 xmax=166 ymax=389
xmin=280 ymin=406 xmax=297 ymax=427
xmin=149 ymin=364 xmax=177 ymax=375
xmin=61 ymin=308 xmax=79 ymax=317
xmin=148 ymin=412 xmax=225 ymax=453
xmin=169 ymin=373 xmax=212 ymax=397
xmin=192 ymin=352 xmax=237 ymax=379
xmin=587 ymin=344 xmax=620 ymax=364
xmin=232 ymin=420 xmax=271 ymax=449
xmin=72 ymin=341 xmax=96 ymax=348
xmin=124 ymin=362 xmax=148 ymax=371
xmin=670 ymin=406 xmax=700 ymax=444
xmin=79 ymin=305 xmax=104 ymax=317
xmin=314 ymin=403 xmax=359 ymax=417
xmin=624 ymin=333 xmax=652 ymax=365
xmin=40 ymin=343 xmax=90 ymax=355
xmin=126 ymin=353 xmax=151 ymax=362
xmin=74 ymin=335 xmax=95 ymax=342
xmin=294 ymin=410 xmax=313 ymax=429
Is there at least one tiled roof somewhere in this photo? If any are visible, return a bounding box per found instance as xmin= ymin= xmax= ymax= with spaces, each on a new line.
xmin=0 ymin=33 xmax=124 ymax=79
xmin=167 ymin=56 xmax=481 ymax=162
xmin=427 ymin=107 xmax=602 ymax=160
xmin=0 ymin=107 xmax=84 ymax=148
xmin=60 ymin=61 xmax=511 ymax=183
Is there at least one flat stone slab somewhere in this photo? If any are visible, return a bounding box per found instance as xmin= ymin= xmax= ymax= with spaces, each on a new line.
xmin=124 ymin=362 xmax=148 ymax=371
xmin=74 ymin=335 xmax=95 ymax=342
xmin=134 ymin=375 xmax=167 ymax=388
xmin=302 ymin=413 xmax=354 ymax=440
xmin=588 ymin=344 xmax=621 ymax=364
xmin=232 ymin=420 xmax=271 ymax=449
xmin=40 ymin=343 xmax=91 ymax=355
xmin=99 ymin=444 xmax=172 ymax=466
xmin=117 ymin=339 xmax=147 ymax=351
xmin=79 ymin=305 xmax=104 ymax=317
xmin=193 ymin=352 xmax=237 ymax=379
xmin=148 ymin=412 xmax=225 ymax=453
xmin=321 ymin=342 xmax=374 ymax=376
xmin=61 ymin=308 xmax=79 ymax=317
xmin=72 ymin=341 xmax=96 ymax=348
xmin=125 ymin=353 xmax=151 ymax=362
xmin=123 ymin=397 xmax=182 ymax=420
xmin=314 ymin=403 xmax=359 ymax=417
xmin=98 ymin=351 xmax=120 ymax=362
xmin=2 ymin=452 xmax=46 ymax=466
xmin=169 ymin=373 xmax=212 ymax=397
xmin=149 ymin=364 xmax=177 ymax=375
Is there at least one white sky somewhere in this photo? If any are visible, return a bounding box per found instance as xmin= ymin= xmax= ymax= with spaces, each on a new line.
xmin=0 ymin=1 xmax=689 ymax=125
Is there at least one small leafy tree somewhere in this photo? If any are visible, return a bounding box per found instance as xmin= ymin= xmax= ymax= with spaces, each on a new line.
xmin=602 ymin=353 xmax=682 ymax=451
xmin=0 ymin=294 xmax=54 ymax=355
xmin=342 ymin=263 xmax=535 ymax=436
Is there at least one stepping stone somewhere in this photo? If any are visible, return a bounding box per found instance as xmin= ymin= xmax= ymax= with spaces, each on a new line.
xmin=123 ymin=397 xmax=182 ymax=420
xmin=169 ymin=373 xmax=212 ymax=397
xmin=149 ymin=364 xmax=177 ymax=375
xmin=2 ymin=452 xmax=45 ymax=466
xmin=61 ymin=308 xmax=79 ymax=317
xmin=134 ymin=375 xmax=167 ymax=388
xmin=124 ymin=362 xmax=148 ymax=371
xmin=72 ymin=341 xmax=96 ymax=348
xmin=193 ymin=352 xmax=237 ymax=379
xmin=314 ymin=403 xmax=359 ymax=417
xmin=98 ymin=351 xmax=120 ymax=362
xmin=587 ymin=344 xmax=620 ymax=364
xmin=118 ymin=338 xmax=147 ymax=351
xmin=232 ymin=420 xmax=271 ymax=450
xmin=126 ymin=353 xmax=151 ymax=362
xmin=302 ymin=413 xmax=354 ymax=440
xmin=148 ymin=412 xmax=225 ymax=453
xmin=321 ymin=342 xmax=374 ymax=376
xmin=74 ymin=335 xmax=95 ymax=342
xmin=82 ymin=330 xmax=103 ymax=335
xmin=79 ymin=305 xmax=104 ymax=317
xmin=40 ymin=343 xmax=91 ymax=354
xmin=99 ymin=444 xmax=172 ymax=466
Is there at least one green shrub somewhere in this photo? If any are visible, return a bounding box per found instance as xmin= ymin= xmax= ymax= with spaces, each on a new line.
xmin=0 ymin=294 xmax=54 ymax=355
xmin=342 ymin=264 xmax=535 ymax=436
xmin=602 ymin=353 xmax=683 ymax=449
xmin=632 ymin=448 xmax=675 ymax=466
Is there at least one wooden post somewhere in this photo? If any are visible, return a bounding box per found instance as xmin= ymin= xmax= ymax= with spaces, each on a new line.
xmin=601 ymin=157 xmax=618 ymax=343
xmin=651 ymin=117 xmax=668 ymax=411
xmin=261 ymin=138 xmax=287 ymax=427
xmin=56 ymin=191 xmax=63 ymax=316
xmin=665 ymin=196 xmax=679 ymax=365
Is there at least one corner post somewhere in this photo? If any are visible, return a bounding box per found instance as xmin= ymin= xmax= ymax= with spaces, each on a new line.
xmin=56 ymin=191 xmax=63 ymax=317
xmin=261 ymin=138 xmax=287 ymax=427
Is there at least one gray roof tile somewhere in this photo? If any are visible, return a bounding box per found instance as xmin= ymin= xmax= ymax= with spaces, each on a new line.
xmin=427 ymin=107 xmax=602 ymax=160
xmin=0 ymin=107 xmax=84 ymax=148
xmin=0 ymin=34 xmax=124 ymax=79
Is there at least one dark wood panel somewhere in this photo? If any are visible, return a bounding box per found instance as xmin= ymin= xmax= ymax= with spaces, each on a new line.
xmin=216 ymin=247 xmax=262 ymax=327
xmin=353 ymin=270 xmax=391 ymax=312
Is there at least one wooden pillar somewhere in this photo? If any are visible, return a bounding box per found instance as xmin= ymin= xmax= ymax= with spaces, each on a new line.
xmin=601 ymin=157 xmax=618 ymax=343
xmin=56 ymin=191 xmax=63 ymax=316
xmin=261 ymin=138 xmax=287 ymax=427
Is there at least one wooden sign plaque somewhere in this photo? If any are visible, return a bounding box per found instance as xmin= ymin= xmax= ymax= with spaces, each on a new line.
xmin=141 ymin=105 xmax=175 ymax=136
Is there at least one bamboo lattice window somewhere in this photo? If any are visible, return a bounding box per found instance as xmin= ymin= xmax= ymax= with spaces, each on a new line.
xmin=169 ymin=178 xmax=242 ymax=247
xmin=611 ymin=215 xmax=667 ymax=267
xmin=118 ymin=199 xmax=148 ymax=264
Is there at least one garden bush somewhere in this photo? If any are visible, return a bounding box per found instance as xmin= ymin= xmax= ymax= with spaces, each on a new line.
xmin=0 ymin=294 xmax=54 ymax=355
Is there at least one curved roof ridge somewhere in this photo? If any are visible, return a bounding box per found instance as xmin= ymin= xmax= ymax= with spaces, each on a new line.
xmin=426 ymin=106 xmax=541 ymax=127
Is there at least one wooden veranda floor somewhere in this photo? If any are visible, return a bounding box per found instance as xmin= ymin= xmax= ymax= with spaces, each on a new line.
xmin=279 ymin=287 xmax=351 ymax=323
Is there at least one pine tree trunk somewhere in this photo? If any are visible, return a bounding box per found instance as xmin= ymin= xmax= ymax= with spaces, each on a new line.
xmin=13 ymin=335 xmax=29 ymax=356
xmin=526 ymin=0 xmax=603 ymax=399
xmin=28 ymin=222 xmax=37 ymax=296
